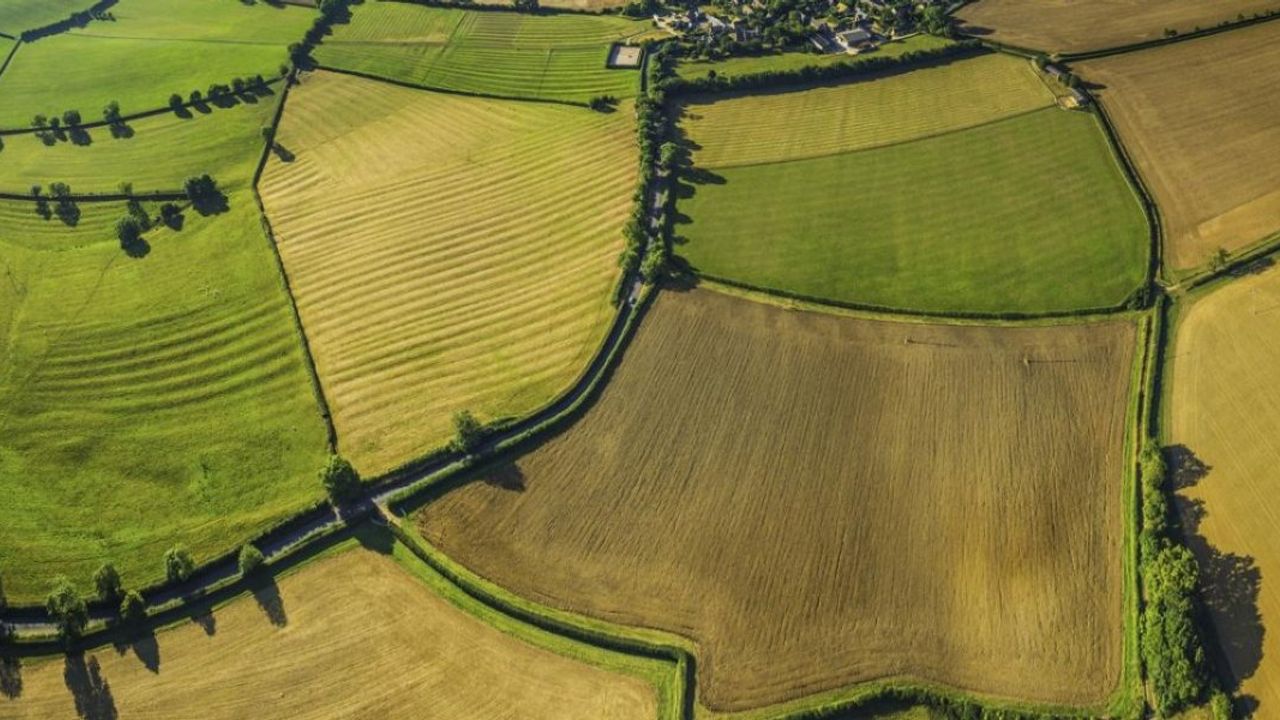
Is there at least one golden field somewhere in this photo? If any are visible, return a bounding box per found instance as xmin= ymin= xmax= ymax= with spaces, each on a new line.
xmin=1168 ymin=264 xmax=1280 ymax=717
xmin=1078 ymin=21 xmax=1280 ymax=272
xmin=1 ymin=537 xmax=661 ymax=719
xmin=955 ymin=0 xmax=1280 ymax=54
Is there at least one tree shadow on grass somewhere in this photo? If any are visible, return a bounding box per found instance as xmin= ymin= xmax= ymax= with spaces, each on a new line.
xmin=250 ymin=577 xmax=288 ymax=628
xmin=0 ymin=654 xmax=22 ymax=699
xmin=121 ymin=235 xmax=150 ymax=259
xmin=63 ymin=654 xmax=117 ymax=720
xmin=1167 ymin=444 xmax=1266 ymax=709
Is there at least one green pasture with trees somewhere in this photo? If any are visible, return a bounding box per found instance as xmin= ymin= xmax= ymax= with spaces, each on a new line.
xmin=0 ymin=93 xmax=276 ymax=193
xmin=0 ymin=195 xmax=330 ymax=603
xmin=314 ymin=1 xmax=650 ymax=104
xmin=0 ymin=0 xmax=311 ymax=127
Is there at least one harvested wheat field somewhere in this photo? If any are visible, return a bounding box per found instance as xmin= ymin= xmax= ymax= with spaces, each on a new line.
xmin=955 ymin=0 xmax=1280 ymax=55
xmin=1078 ymin=21 xmax=1280 ymax=273
xmin=1168 ymin=265 xmax=1280 ymax=717
xmin=260 ymin=71 xmax=636 ymax=475
xmin=2 ymin=533 xmax=663 ymax=719
xmin=418 ymin=288 xmax=1138 ymax=712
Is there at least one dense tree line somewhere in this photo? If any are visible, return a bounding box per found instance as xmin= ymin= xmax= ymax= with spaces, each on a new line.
xmin=661 ymin=40 xmax=983 ymax=95
xmin=1137 ymin=442 xmax=1217 ymax=716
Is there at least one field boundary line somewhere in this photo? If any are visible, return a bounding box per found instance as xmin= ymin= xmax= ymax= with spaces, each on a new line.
xmin=1087 ymin=95 xmax=1164 ymax=295
xmin=0 ymin=190 xmax=184 ymax=201
xmin=0 ymin=37 xmax=20 ymax=81
xmin=1168 ymin=229 xmax=1280 ymax=293
xmin=310 ymin=63 xmax=603 ymax=107
xmin=692 ymin=271 xmax=1143 ymax=323
xmin=250 ymin=72 xmax=340 ymax=453
xmin=1057 ymin=8 xmax=1280 ymax=61
xmin=695 ymin=103 xmax=1056 ymax=173
xmin=16 ymin=0 xmax=117 ymax=43
xmin=0 ymin=75 xmax=287 ymax=136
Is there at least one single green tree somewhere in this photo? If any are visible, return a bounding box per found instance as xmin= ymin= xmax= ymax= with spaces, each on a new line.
xmin=93 ymin=563 xmax=123 ymax=603
xmin=119 ymin=589 xmax=146 ymax=625
xmin=45 ymin=577 xmax=88 ymax=641
xmin=451 ymin=410 xmax=483 ymax=454
xmin=320 ymin=454 xmax=361 ymax=504
xmin=164 ymin=545 xmax=196 ymax=583
xmin=239 ymin=544 xmax=266 ymax=577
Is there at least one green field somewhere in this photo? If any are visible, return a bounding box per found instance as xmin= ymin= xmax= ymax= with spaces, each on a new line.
xmin=0 ymin=0 xmax=311 ymax=127
xmin=0 ymin=95 xmax=276 ymax=193
xmin=676 ymin=34 xmax=952 ymax=82
xmin=315 ymin=2 xmax=649 ymax=103
xmin=0 ymin=0 xmax=92 ymax=36
xmin=675 ymin=54 xmax=1148 ymax=315
xmin=0 ymin=193 xmax=329 ymax=603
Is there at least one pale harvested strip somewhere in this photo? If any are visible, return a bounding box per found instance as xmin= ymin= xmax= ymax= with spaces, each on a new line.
xmin=420 ymin=288 xmax=1136 ymax=712
xmin=3 ymin=542 xmax=660 ymax=719
xmin=0 ymin=194 xmax=329 ymax=603
xmin=955 ymin=0 xmax=1280 ymax=55
xmin=0 ymin=95 xmax=275 ymax=193
xmin=1169 ymin=264 xmax=1280 ymax=717
xmin=0 ymin=0 xmax=299 ymax=135
xmin=680 ymin=51 xmax=1054 ymax=169
xmin=260 ymin=71 xmax=635 ymax=476
xmin=315 ymin=2 xmax=647 ymax=102
xmin=0 ymin=0 xmax=90 ymax=35
xmin=1077 ymin=21 xmax=1280 ymax=272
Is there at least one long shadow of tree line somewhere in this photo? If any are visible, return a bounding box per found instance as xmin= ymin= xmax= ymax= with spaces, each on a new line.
xmin=1167 ymin=444 xmax=1266 ymax=716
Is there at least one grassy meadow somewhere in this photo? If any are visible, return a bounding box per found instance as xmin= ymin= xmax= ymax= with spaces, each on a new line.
xmin=1167 ymin=264 xmax=1280 ymax=718
xmin=0 ymin=0 xmax=90 ymax=36
xmin=3 ymin=532 xmax=666 ymax=718
xmin=260 ymin=71 xmax=635 ymax=476
xmin=0 ymin=95 xmax=277 ymax=193
xmin=0 ymin=194 xmax=329 ymax=603
xmin=418 ymin=288 xmax=1137 ymax=712
xmin=955 ymin=0 xmax=1280 ymax=54
xmin=1078 ymin=21 xmax=1280 ymax=274
xmin=675 ymin=34 xmax=951 ymax=82
xmin=675 ymin=53 xmax=1148 ymax=314
xmin=0 ymin=0 xmax=311 ymax=127
xmin=314 ymin=2 xmax=649 ymax=103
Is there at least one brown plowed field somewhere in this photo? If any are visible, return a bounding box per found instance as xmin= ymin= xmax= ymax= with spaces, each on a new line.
xmin=418 ymin=288 xmax=1137 ymax=712
xmin=1078 ymin=20 xmax=1280 ymax=272
xmin=955 ymin=0 xmax=1280 ymax=55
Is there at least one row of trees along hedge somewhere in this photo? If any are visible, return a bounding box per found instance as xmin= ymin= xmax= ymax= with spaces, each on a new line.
xmin=289 ymin=0 xmax=358 ymax=66
xmin=658 ymin=39 xmax=983 ymax=96
xmin=1138 ymin=442 xmax=1220 ymax=716
xmin=614 ymin=42 xmax=677 ymax=297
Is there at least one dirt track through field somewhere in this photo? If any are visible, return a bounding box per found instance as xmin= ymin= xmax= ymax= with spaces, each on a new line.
xmin=419 ymin=287 xmax=1137 ymax=712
